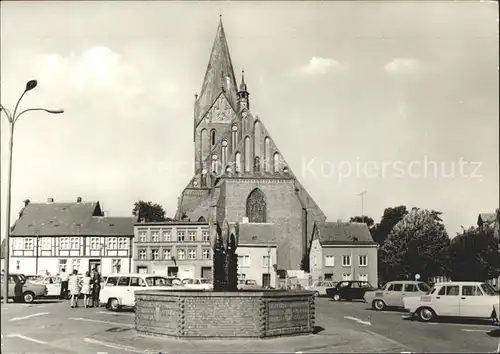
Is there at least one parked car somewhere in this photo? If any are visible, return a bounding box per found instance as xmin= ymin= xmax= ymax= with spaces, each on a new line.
xmin=100 ymin=273 xmax=182 ymax=311
xmin=305 ymin=281 xmax=338 ymax=297
xmin=25 ymin=274 xmax=45 ymax=283
xmin=238 ymin=279 xmax=260 ymax=290
xmin=182 ymin=278 xmax=213 ymax=290
xmin=0 ymin=273 xmax=48 ymax=303
xmin=403 ymin=281 xmax=499 ymax=322
xmin=326 ymin=280 xmax=377 ymax=301
xmin=364 ymin=280 xmax=431 ymax=311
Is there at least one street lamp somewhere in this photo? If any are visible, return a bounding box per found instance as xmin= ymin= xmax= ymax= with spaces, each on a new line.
xmin=1 ymin=80 xmax=63 ymax=303
xmin=266 ymin=246 xmax=271 ymax=288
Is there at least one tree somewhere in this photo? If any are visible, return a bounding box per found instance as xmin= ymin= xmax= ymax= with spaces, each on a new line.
xmin=132 ymin=200 xmax=166 ymax=222
xmin=349 ymin=216 xmax=374 ymax=228
xmin=379 ymin=208 xmax=450 ymax=283
xmin=448 ymin=225 xmax=500 ymax=281
xmin=371 ymin=206 xmax=408 ymax=246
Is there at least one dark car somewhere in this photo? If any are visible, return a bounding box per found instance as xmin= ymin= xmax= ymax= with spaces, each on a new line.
xmin=326 ymin=280 xmax=377 ymax=301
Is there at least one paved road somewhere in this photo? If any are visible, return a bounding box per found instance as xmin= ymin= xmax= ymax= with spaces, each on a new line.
xmin=1 ymin=297 xmax=499 ymax=353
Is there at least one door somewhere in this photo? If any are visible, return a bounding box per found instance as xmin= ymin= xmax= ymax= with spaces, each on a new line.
xmin=201 ymin=267 xmax=212 ymax=279
xmin=89 ymin=260 xmax=101 ymax=274
xmin=129 ymin=276 xmax=147 ymax=305
xmin=262 ymin=273 xmax=271 ymax=288
xmin=44 ymin=277 xmax=61 ymax=297
xmin=116 ymin=276 xmax=132 ymax=306
xmin=459 ymin=285 xmax=489 ymax=318
xmin=384 ymin=283 xmax=403 ymax=307
xmin=402 ymin=283 xmax=419 ymax=307
xmin=433 ymin=285 xmax=460 ymax=316
xmin=167 ymin=267 xmax=179 ymax=277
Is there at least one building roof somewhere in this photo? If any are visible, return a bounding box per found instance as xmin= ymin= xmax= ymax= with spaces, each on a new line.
xmin=477 ymin=213 xmax=496 ymax=226
xmin=237 ymin=223 xmax=277 ymax=246
xmin=315 ymin=222 xmax=376 ymax=245
xmin=11 ymin=201 xmax=134 ymax=236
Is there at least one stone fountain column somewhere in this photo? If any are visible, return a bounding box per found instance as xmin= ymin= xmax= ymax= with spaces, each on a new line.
xmin=210 ymin=218 xmax=239 ymax=292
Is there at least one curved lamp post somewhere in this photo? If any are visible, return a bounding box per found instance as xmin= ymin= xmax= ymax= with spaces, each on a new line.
xmin=1 ymin=80 xmax=63 ymax=303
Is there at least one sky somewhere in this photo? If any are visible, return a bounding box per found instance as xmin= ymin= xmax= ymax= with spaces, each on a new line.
xmin=1 ymin=1 xmax=498 ymax=238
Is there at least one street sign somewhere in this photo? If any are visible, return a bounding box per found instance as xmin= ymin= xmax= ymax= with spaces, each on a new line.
xmin=415 ymin=274 xmax=421 ymax=280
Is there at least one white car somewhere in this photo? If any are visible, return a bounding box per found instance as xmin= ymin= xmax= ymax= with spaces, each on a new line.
xmin=305 ymin=281 xmax=337 ymax=297
xmin=364 ymin=280 xmax=431 ymax=310
xmin=182 ymin=278 xmax=213 ymax=290
xmin=100 ymin=273 xmax=183 ymax=311
xmin=37 ymin=275 xmax=64 ymax=297
xmin=403 ymin=281 xmax=499 ymax=322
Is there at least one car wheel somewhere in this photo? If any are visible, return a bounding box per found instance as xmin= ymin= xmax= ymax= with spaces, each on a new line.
xmin=417 ymin=307 xmax=435 ymax=322
xmin=23 ymin=291 xmax=35 ymax=304
xmin=373 ymin=300 xmax=386 ymax=311
xmin=333 ymin=294 xmax=341 ymax=301
xmin=108 ymin=298 xmax=120 ymax=312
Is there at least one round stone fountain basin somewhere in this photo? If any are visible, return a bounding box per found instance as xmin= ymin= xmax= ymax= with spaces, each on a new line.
xmin=134 ymin=289 xmax=315 ymax=339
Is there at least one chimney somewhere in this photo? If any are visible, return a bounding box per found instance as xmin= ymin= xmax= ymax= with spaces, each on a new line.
xmin=77 ymin=197 xmax=82 ymax=203
xmin=24 ymin=199 xmax=30 ymax=207
xmin=47 ymin=198 xmax=54 ymax=203
xmin=103 ymin=211 xmax=109 ymax=217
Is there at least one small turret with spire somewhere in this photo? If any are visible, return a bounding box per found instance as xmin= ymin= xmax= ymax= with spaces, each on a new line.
xmin=237 ymin=69 xmax=250 ymax=110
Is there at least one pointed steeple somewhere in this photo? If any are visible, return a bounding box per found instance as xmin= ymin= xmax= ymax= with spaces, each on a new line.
xmin=196 ymin=17 xmax=238 ymax=123
xmin=237 ymin=69 xmax=250 ymax=110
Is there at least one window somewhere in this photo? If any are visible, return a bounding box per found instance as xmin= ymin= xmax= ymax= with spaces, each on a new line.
xmin=138 ymin=249 xmax=147 ymax=260
xmin=58 ymin=259 xmax=67 ymax=274
xmin=244 ymin=136 xmax=251 ymax=172
xmin=211 ymin=130 xmax=216 ymax=145
xmin=202 ymin=231 xmax=210 ymax=242
xmin=12 ymin=238 xmax=24 ymax=250
xmin=73 ymin=259 xmax=81 ymax=273
xmin=130 ymin=277 xmax=146 ymax=287
xmin=342 ymin=274 xmax=352 ymax=281
xmin=404 ymin=284 xmax=418 ymax=292
xmin=359 ymin=255 xmax=368 ymax=267
xmin=112 ymin=259 xmax=121 ymax=273
xmin=221 ymin=140 xmax=228 ymax=167
xmin=418 ymin=282 xmax=431 ymax=293
xmin=246 ymin=188 xmax=266 ymax=223
xmin=177 ymin=231 xmax=185 ymax=242
xmin=138 ymin=230 xmax=147 ymax=242
xmin=188 ymin=249 xmax=196 ymax=260
xmin=262 ymin=255 xmax=271 ymax=267
xmin=118 ymin=237 xmax=128 ymax=249
xmin=437 ymin=285 xmax=459 ymax=296
xmin=238 ymin=273 xmax=246 ymax=281
xmin=390 ymin=283 xmax=403 ymax=291
xmin=108 ymin=237 xmax=117 ymax=249
xmin=254 ymin=156 xmax=261 ymax=172
xmin=151 ymin=230 xmax=159 ymax=242
xmin=324 ymin=274 xmax=333 ymax=281
xmin=238 ymin=255 xmax=250 ymax=267
xmin=264 ymin=137 xmax=271 ymax=172
xmin=312 ymin=256 xmax=317 ymax=267
xmin=358 ymin=274 xmax=368 ymax=282
xmin=60 ymin=237 xmax=70 ymax=249
xmin=462 ymin=285 xmax=483 ymax=296
xmin=90 ymin=237 xmax=100 ymax=249
xmin=273 ymin=152 xmax=280 ymax=173
xmin=254 ymin=121 xmax=261 ymax=157
xmin=69 ymin=237 xmax=79 ymax=249
xmin=188 ymin=231 xmax=196 ymax=242
xmin=118 ymin=277 xmax=131 ymax=286
xmin=342 ymin=255 xmax=351 ymax=267
xmin=480 ymin=283 xmax=498 ymax=296
xmin=325 ymin=255 xmax=334 ymax=267
xmin=235 ymin=152 xmax=241 ymax=173
xmin=202 ymin=249 xmax=210 ymax=259
xmin=41 ymin=238 xmax=51 ymax=250
xmin=164 ymin=249 xmax=171 ymax=260
xmin=106 ymin=277 xmax=118 ymax=286
xmin=163 ymin=230 xmax=172 ymax=241
xmin=151 ymin=249 xmax=159 ymax=260
xmin=177 ymin=249 xmax=186 ymax=260
xmin=231 ymin=125 xmax=238 ymax=151
xmin=24 ymin=237 xmax=34 ymax=250
xmin=211 ymin=154 xmax=218 ymax=174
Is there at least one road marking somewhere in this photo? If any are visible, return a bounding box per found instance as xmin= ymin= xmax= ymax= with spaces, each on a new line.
xmin=96 ymin=311 xmax=134 ymax=316
xmin=363 ymin=329 xmax=407 ymax=349
xmin=461 ymin=328 xmax=491 ymax=333
xmin=344 ymin=316 xmax=372 ymax=326
xmin=84 ymin=338 xmax=146 ymax=353
xmin=8 ymin=312 xmax=49 ymax=322
xmin=70 ymin=317 xmax=134 ymax=327
xmin=6 ymin=334 xmax=47 ymax=345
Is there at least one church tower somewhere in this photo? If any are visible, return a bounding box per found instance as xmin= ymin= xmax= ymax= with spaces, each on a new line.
xmin=237 ymin=70 xmax=250 ymax=111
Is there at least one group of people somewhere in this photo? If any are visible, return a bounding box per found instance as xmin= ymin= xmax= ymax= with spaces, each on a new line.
xmin=59 ymin=267 xmax=102 ymax=308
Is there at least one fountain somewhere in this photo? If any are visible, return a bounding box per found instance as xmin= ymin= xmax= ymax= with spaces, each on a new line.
xmin=134 ymin=219 xmax=316 ymax=339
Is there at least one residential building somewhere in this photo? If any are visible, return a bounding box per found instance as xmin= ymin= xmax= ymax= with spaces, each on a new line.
xmin=173 ymin=18 xmax=326 ymax=273
xmin=9 ymin=198 xmax=134 ymax=275
xmin=309 ymin=221 xmax=378 ymax=286
xmin=132 ymin=221 xmax=213 ymax=279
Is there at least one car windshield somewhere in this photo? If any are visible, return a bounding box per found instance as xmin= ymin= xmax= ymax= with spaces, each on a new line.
xmin=480 ymin=283 xmax=497 ymax=296
xmin=200 ymin=279 xmax=211 ymax=284
xmin=145 ymin=277 xmax=170 ymax=287
xmin=427 ymin=287 xmax=436 ymax=295
xmin=418 ymin=282 xmax=431 ymax=292
xmin=360 ymin=282 xmax=373 ymax=288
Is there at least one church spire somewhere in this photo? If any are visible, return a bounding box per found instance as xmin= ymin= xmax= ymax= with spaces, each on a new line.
xmin=237 ymin=69 xmax=250 ymax=110
xmin=196 ymin=17 xmax=238 ymax=123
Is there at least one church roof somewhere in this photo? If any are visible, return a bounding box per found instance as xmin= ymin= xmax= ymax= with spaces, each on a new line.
xmin=315 ymin=222 xmax=376 ymax=245
xmin=196 ymin=18 xmax=238 ymax=124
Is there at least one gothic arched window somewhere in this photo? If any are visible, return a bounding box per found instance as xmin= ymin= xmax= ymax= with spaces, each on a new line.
xmin=211 ymin=130 xmax=216 ymax=146
xmin=200 ymin=129 xmax=207 ymax=170
xmin=221 ymin=140 xmax=228 ymax=167
xmin=273 ymin=152 xmax=280 ymax=173
xmin=264 ymin=137 xmax=271 ymax=172
xmin=246 ymin=188 xmax=267 ymax=223
xmin=244 ymin=136 xmax=251 ymax=172
xmin=235 ymin=152 xmax=241 ymax=173
xmin=254 ymin=156 xmax=261 ymax=172
xmin=211 ymin=154 xmax=218 ymax=174
xmin=254 ymin=121 xmax=261 ymax=157
xmin=231 ymin=125 xmax=238 ymax=151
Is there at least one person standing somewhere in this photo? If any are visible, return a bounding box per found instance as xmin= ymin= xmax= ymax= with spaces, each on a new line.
xmin=68 ymin=269 xmax=81 ymax=308
xmin=91 ymin=268 xmax=102 ymax=308
xmin=59 ymin=268 xmax=69 ymax=300
xmin=81 ymin=271 xmax=92 ymax=308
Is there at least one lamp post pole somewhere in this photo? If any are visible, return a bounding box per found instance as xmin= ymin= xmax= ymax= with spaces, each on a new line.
xmin=267 ymin=246 xmax=271 ymax=288
xmin=1 ymin=80 xmax=64 ymax=303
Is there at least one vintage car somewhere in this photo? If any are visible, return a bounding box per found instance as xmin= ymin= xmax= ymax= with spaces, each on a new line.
xmin=238 ymin=279 xmax=260 ymax=290
xmin=24 ymin=274 xmax=45 ymax=283
xmin=326 ymin=280 xmax=377 ymax=301
xmin=403 ymin=281 xmax=499 ymax=322
xmin=305 ymin=281 xmax=338 ymax=297
xmin=364 ymin=280 xmax=431 ymax=310
xmin=182 ymin=278 xmax=213 ymax=290
xmin=0 ymin=273 xmax=48 ymax=303
xmin=100 ymin=273 xmax=183 ymax=311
